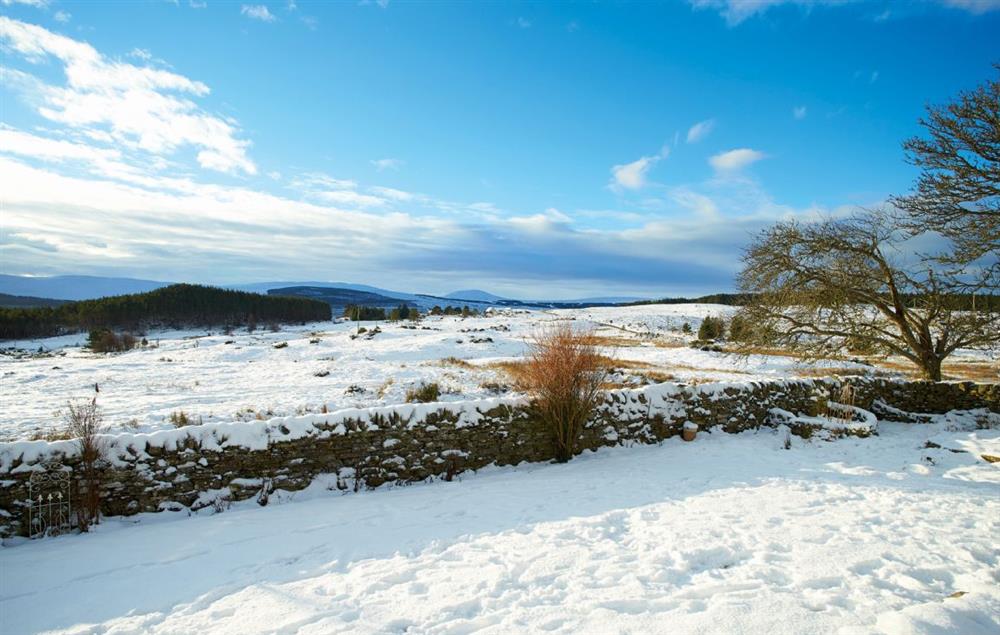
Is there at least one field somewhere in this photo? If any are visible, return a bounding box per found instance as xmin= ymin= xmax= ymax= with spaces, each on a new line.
xmin=2 ymin=414 xmax=998 ymax=634
xmin=1 ymin=304 xmax=996 ymax=441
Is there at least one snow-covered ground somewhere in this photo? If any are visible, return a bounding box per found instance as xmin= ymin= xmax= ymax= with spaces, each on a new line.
xmin=1 ymin=304 xmax=994 ymax=440
xmin=1 ymin=417 xmax=997 ymax=634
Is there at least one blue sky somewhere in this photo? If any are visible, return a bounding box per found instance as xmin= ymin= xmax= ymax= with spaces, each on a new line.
xmin=1 ymin=0 xmax=998 ymax=298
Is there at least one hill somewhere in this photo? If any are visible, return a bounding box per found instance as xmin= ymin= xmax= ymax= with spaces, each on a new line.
xmin=444 ymin=289 xmax=509 ymax=303
xmin=0 ymin=293 xmax=68 ymax=309
xmin=0 ymin=274 xmax=168 ymax=301
xmin=0 ymin=284 xmax=331 ymax=341
xmin=268 ymin=286 xmax=414 ymax=314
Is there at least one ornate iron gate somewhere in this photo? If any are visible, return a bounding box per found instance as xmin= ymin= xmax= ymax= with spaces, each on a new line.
xmin=27 ymin=464 xmax=72 ymax=538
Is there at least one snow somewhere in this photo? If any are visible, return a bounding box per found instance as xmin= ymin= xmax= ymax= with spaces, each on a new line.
xmin=1 ymin=418 xmax=997 ymax=635
xmin=8 ymin=303 xmax=977 ymax=441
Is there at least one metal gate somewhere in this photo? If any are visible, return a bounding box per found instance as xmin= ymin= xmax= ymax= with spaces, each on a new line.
xmin=27 ymin=464 xmax=72 ymax=538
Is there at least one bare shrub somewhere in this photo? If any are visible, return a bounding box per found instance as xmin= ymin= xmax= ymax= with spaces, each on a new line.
xmin=522 ymin=324 xmax=608 ymax=463
xmin=87 ymin=329 xmax=137 ymax=353
xmin=168 ymin=410 xmax=200 ymax=427
xmin=65 ymin=399 xmax=108 ymax=531
xmin=406 ymin=382 xmax=441 ymax=403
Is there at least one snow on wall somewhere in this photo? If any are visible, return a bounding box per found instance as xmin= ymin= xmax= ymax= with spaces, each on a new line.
xmin=0 ymin=377 xmax=996 ymax=537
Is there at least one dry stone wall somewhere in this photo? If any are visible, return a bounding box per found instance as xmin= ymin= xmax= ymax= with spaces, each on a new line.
xmin=1 ymin=377 xmax=996 ymax=538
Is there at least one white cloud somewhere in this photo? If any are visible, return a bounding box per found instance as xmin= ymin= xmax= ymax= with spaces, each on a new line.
xmin=690 ymin=0 xmax=1000 ymax=25
xmin=611 ymin=156 xmax=657 ymax=190
xmin=314 ymin=190 xmax=386 ymax=208
xmin=686 ymin=119 xmax=715 ymax=143
xmin=0 ymin=0 xmax=50 ymax=7
xmin=610 ymin=146 xmax=670 ymax=191
xmin=369 ymin=186 xmax=415 ymax=201
xmin=0 ymin=17 xmax=256 ymax=175
xmin=516 ymin=17 xmax=532 ymax=28
xmin=53 ymin=10 xmax=70 ymax=22
xmin=941 ymin=0 xmax=1000 ymax=13
xmin=241 ymin=4 xmax=276 ymax=22
xmin=291 ymin=172 xmax=358 ymax=191
xmin=371 ymin=158 xmax=403 ymax=171
xmin=793 ymin=105 xmax=807 ymax=119
xmin=709 ymin=148 xmax=766 ymax=172
xmin=0 ymin=126 xmax=120 ymax=163
xmin=129 ymin=47 xmax=153 ymax=61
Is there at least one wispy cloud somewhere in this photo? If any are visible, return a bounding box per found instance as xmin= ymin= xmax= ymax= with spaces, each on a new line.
xmin=941 ymin=0 xmax=1000 ymax=14
xmin=241 ymin=4 xmax=276 ymax=22
xmin=793 ymin=105 xmax=807 ymax=119
xmin=0 ymin=0 xmax=50 ymax=7
xmin=53 ymin=10 xmax=70 ymax=23
xmin=371 ymin=158 xmax=403 ymax=171
xmin=0 ymin=17 xmax=256 ymax=175
xmin=515 ymin=17 xmax=532 ymax=28
xmin=709 ymin=148 xmax=766 ymax=172
xmin=691 ymin=0 xmax=1000 ymax=25
xmin=686 ymin=119 xmax=715 ymax=143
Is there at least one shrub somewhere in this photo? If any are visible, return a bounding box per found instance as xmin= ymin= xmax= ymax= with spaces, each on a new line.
xmin=87 ymin=329 xmax=137 ymax=353
xmin=698 ymin=316 xmax=725 ymax=341
xmin=168 ymin=410 xmax=198 ymax=427
xmin=727 ymin=315 xmax=751 ymax=342
xmin=681 ymin=322 xmax=692 ymax=335
xmin=522 ymin=324 xmax=608 ymax=463
xmin=406 ymin=382 xmax=441 ymax=403
xmin=65 ymin=399 xmax=108 ymax=531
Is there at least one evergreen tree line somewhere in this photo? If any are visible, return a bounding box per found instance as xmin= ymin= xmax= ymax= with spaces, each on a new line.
xmin=0 ymin=284 xmax=331 ymax=340
xmin=429 ymin=305 xmax=480 ymax=317
xmin=342 ymin=304 xmax=421 ymax=320
xmin=342 ymin=304 xmax=483 ymax=321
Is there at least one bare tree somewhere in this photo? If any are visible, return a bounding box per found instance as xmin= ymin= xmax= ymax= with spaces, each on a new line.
xmin=522 ymin=323 xmax=608 ymax=462
xmin=892 ymin=65 xmax=999 ymax=280
xmin=735 ymin=210 xmax=999 ymax=381
xmin=65 ymin=398 xmax=108 ymax=530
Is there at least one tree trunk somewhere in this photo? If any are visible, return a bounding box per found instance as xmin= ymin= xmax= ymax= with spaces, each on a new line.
xmin=919 ymin=354 xmax=943 ymax=382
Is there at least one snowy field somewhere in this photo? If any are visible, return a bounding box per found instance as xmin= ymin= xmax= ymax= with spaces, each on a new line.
xmin=1 ymin=417 xmax=998 ymax=634
xmin=6 ymin=304 xmax=993 ymax=441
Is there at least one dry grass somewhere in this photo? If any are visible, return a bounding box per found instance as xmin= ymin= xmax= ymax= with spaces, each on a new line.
xmin=485 ymin=360 xmax=530 ymax=389
xmin=863 ymin=358 xmax=999 ymax=382
xmin=652 ymin=338 xmax=687 ymax=349
xmin=941 ymin=361 xmax=1000 ymax=382
xmin=29 ymin=429 xmax=72 ymax=442
xmin=638 ymin=369 xmax=677 ymax=383
xmin=376 ymin=378 xmax=395 ymax=399
xmin=436 ymin=356 xmax=474 ymax=369
xmin=588 ymin=334 xmax=645 ymax=348
xmin=794 ymin=367 xmax=893 ymax=379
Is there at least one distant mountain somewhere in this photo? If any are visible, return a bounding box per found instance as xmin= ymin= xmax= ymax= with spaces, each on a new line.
xmin=445 ymin=289 xmax=509 ymax=303
xmin=0 ymin=275 xmax=168 ymax=301
xmin=0 ymin=274 xmax=658 ymax=311
xmin=231 ymin=281 xmax=422 ymax=301
xmin=0 ymin=293 xmax=69 ymax=309
xmin=268 ymin=286 xmax=415 ymax=315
